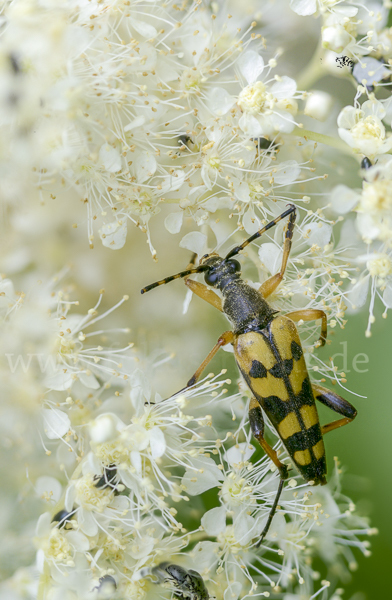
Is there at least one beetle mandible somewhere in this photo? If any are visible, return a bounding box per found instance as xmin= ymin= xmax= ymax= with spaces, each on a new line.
xmin=141 ymin=205 xmax=357 ymax=544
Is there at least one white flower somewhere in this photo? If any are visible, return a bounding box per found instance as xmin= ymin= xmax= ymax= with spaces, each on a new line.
xmin=237 ymin=51 xmax=298 ymax=137
xmin=290 ymin=0 xmax=358 ymax=18
xmin=337 ymin=100 xmax=392 ymax=157
xmin=322 ymin=21 xmax=353 ymax=54
xmin=304 ymin=91 xmax=334 ymax=121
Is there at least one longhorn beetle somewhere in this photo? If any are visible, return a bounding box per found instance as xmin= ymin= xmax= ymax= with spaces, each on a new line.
xmin=141 ymin=205 xmax=357 ymax=545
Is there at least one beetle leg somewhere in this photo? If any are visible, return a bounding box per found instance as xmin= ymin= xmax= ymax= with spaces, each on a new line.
xmin=184 ymin=278 xmax=223 ymax=312
xmin=313 ymin=384 xmax=357 ymax=435
xmin=183 ymin=255 xmax=224 ymax=312
xmin=258 ymin=209 xmax=296 ymax=298
xmin=285 ymin=309 xmax=328 ymax=347
xmin=249 ymin=398 xmax=289 ymax=477
xmin=249 ymin=398 xmax=289 ymax=546
xmin=185 ymin=331 xmax=234 ymax=388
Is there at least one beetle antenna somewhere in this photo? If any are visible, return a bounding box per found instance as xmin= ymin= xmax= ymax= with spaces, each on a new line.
xmin=141 ymin=266 xmax=208 ymax=294
xmin=225 ymin=204 xmax=296 ymax=260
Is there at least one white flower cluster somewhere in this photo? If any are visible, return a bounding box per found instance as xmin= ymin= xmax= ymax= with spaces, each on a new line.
xmin=290 ymin=0 xmax=387 ymax=56
xmin=0 ymin=0 xmax=388 ymax=599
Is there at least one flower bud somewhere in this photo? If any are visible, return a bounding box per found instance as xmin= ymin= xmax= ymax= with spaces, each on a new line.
xmin=304 ymin=91 xmax=334 ymax=121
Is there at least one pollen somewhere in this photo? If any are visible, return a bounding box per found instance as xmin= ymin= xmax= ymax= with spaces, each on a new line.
xmin=238 ymin=81 xmax=267 ymax=114
xmin=74 ymin=474 xmax=114 ymax=512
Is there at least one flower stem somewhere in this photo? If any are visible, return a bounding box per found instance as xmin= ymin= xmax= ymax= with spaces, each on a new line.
xmin=291 ymin=127 xmax=351 ymax=154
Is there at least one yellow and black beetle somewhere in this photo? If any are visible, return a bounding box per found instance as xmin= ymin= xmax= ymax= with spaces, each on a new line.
xmin=141 ymin=205 xmax=357 ymax=544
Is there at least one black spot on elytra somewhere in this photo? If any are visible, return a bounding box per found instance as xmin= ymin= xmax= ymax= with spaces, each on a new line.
xmin=249 ymin=360 xmax=267 ymax=379
xmin=283 ymin=424 xmax=322 ymax=454
xmin=261 ymin=396 xmax=290 ymax=422
xmin=269 ymin=358 xmax=293 ymax=378
xmin=269 ymin=362 xmax=283 ymax=378
xmin=291 ymin=340 xmax=303 ymax=361
xmin=297 ymin=376 xmax=314 ymax=406
xmin=296 ymin=455 xmax=327 ymax=485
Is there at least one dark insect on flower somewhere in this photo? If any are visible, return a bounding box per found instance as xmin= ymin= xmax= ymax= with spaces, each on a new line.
xmin=9 ymin=53 xmax=20 ymax=74
xmin=360 ymin=157 xmax=372 ymax=170
xmin=150 ymin=562 xmax=209 ymax=600
xmin=178 ymin=135 xmax=194 ymax=150
xmin=335 ymin=55 xmax=354 ymax=69
xmin=94 ymin=464 xmax=117 ymax=489
xmin=93 ymin=575 xmax=117 ymax=594
xmin=254 ymin=137 xmax=277 ymax=153
xmin=51 ymin=509 xmax=76 ymax=530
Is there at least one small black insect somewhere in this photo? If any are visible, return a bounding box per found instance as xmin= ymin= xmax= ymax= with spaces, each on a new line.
xmin=51 ymin=509 xmax=76 ymax=530
xmin=94 ymin=464 xmax=117 ymax=489
xmin=178 ymin=135 xmax=193 ymax=150
xmin=360 ymin=157 xmax=372 ymax=170
xmin=255 ymin=137 xmax=275 ymax=152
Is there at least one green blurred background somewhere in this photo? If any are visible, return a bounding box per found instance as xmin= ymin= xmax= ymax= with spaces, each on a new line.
xmin=320 ymin=314 xmax=392 ymax=600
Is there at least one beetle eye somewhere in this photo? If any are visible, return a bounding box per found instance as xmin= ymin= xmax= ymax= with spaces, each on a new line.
xmin=204 ymin=270 xmax=219 ymax=286
xmin=226 ymin=259 xmax=241 ymax=273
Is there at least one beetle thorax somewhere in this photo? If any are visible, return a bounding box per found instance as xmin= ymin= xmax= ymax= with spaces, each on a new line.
xmin=223 ymin=282 xmax=276 ymax=333
xmin=200 ymin=255 xmax=276 ymax=333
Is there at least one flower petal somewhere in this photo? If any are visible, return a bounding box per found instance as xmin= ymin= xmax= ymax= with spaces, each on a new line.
xmin=270 ymin=76 xmax=297 ymax=99
xmin=99 ymin=221 xmax=127 ymax=250
xmin=180 ymin=231 xmax=207 ymax=256
xmin=337 ymin=106 xmax=360 ymax=129
xmin=238 ymin=112 xmax=264 ymax=137
xmin=79 ymin=508 xmax=98 ymax=537
xmin=165 ymin=211 xmax=183 ymax=234
xmin=44 ymin=370 xmax=74 ymax=391
xmin=42 ymin=408 xmax=71 ymax=439
xmin=383 ymin=282 xmax=392 ymax=308
xmin=36 ymin=512 xmax=52 ymax=536
xmin=133 ymin=151 xmax=157 ymax=183
xmin=225 ymin=442 xmax=255 ymax=467
xmin=349 ymin=275 xmax=370 ymax=308
xmin=36 ymin=477 xmax=62 ymax=503
xmin=330 ymin=185 xmax=360 ymax=214
xmin=258 ymin=243 xmax=283 ymax=274
xmin=238 ymin=51 xmax=264 ymax=85
xmin=67 ymin=530 xmax=90 ymax=552
xmin=201 ymin=506 xmax=226 ymax=536
xmin=243 ymin=210 xmax=261 ymax=236
xmin=274 ymin=160 xmax=300 ymax=184
xmin=224 ymin=582 xmax=243 ymax=600
xmin=182 ymin=456 xmax=222 ymax=495
xmin=207 ymin=87 xmax=235 ymax=115
xmin=132 ymin=19 xmax=157 ymax=39
xmin=149 ymin=427 xmax=166 ymax=459
xmin=304 ymin=222 xmax=332 ymax=248
xmin=79 ymin=371 xmax=100 ymax=389
xmin=234 ymin=513 xmax=257 ymax=546
xmin=99 ymin=144 xmax=121 ymax=173
xmin=289 ymin=0 xmax=317 ymax=16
